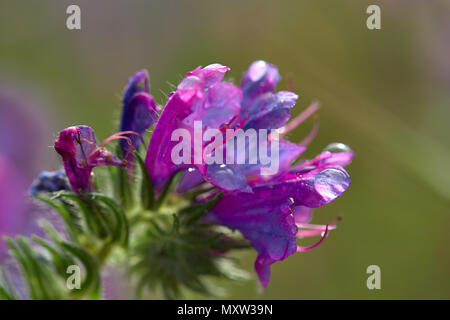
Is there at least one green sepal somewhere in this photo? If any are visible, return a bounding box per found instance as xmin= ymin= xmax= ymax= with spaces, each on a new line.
xmin=115 ymin=166 xmax=133 ymax=210
xmin=155 ymin=171 xmax=182 ymax=209
xmin=179 ymin=192 xmax=223 ymax=226
xmin=134 ymin=151 xmax=155 ymax=210
xmin=54 ymin=191 xmax=125 ymax=243
xmin=53 ymin=191 xmax=99 ymax=237
xmin=89 ymin=193 xmax=129 ymax=247
xmin=33 ymin=194 xmax=81 ymax=241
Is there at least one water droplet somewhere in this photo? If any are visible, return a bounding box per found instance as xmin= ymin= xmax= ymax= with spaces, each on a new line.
xmin=323 ymin=142 xmax=352 ymax=154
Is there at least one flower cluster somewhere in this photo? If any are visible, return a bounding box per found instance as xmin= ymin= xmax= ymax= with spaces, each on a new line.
xmin=5 ymin=60 xmax=352 ymax=299
xmin=143 ymin=60 xmax=352 ymax=286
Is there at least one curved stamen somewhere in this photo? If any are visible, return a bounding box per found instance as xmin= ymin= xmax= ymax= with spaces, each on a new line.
xmin=100 ymin=131 xmax=144 ymax=149
xmin=298 ymin=114 xmax=320 ymax=147
xmin=279 ymin=101 xmax=319 ymax=137
xmin=297 ymin=224 xmax=329 ymax=252
xmin=297 ymin=223 xmax=334 ymax=238
xmin=297 ymin=223 xmax=335 ymax=231
xmin=89 ymin=131 xmax=143 ymax=165
xmin=90 ymin=136 xmax=132 ymax=163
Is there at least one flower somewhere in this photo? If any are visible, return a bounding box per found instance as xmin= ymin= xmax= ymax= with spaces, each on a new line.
xmin=29 ymin=170 xmax=70 ymax=196
xmin=54 ymin=125 xmax=137 ymax=193
xmin=145 ymin=63 xmax=241 ymax=190
xmin=204 ymin=61 xmax=304 ymax=191
xmin=0 ymin=91 xmax=51 ymax=258
xmin=141 ymin=61 xmax=353 ymax=286
xmin=206 ymin=144 xmax=353 ymax=287
xmin=145 ymin=61 xmax=304 ymax=192
xmin=0 ymin=155 xmax=26 ymax=257
xmin=119 ymin=70 xmax=159 ymax=157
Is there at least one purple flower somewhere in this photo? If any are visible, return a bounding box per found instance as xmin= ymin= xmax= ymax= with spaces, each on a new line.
xmin=54 ymin=125 xmax=137 ymax=193
xmin=206 ymin=146 xmax=352 ymax=287
xmin=140 ymin=61 xmax=354 ymax=287
xmin=204 ymin=61 xmax=304 ymax=191
xmin=145 ymin=63 xmax=241 ymax=190
xmin=29 ymin=170 xmax=70 ymax=196
xmin=0 ymin=155 xmax=26 ymax=257
xmin=0 ymin=91 xmax=51 ymax=259
xmin=119 ymin=70 xmax=159 ymax=157
xmin=145 ymin=61 xmax=304 ymax=192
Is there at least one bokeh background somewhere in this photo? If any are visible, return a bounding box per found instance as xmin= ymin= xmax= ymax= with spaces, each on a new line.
xmin=1 ymin=0 xmax=450 ymax=299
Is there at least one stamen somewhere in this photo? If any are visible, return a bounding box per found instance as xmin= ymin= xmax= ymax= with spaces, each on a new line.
xmin=89 ymin=131 xmax=143 ymax=164
xmin=297 ymin=224 xmax=329 ymax=252
xmin=75 ymin=131 xmax=89 ymax=164
xmin=296 ymin=216 xmax=342 ymax=252
xmin=99 ymin=131 xmax=144 ymax=149
xmin=298 ymin=114 xmax=319 ymax=147
xmin=279 ymin=101 xmax=320 ymax=137
xmin=297 ymin=216 xmax=342 ymax=231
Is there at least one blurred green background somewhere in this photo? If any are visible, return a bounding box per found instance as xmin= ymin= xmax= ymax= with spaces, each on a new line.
xmin=1 ymin=0 xmax=450 ymax=299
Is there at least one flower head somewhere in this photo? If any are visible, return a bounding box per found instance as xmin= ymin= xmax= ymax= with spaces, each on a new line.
xmin=119 ymin=70 xmax=159 ymax=157
xmin=54 ymin=125 xmax=137 ymax=193
xmin=36 ymin=61 xmax=353 ymax=294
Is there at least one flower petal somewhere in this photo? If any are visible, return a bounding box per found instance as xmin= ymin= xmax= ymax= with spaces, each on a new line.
xmin=208 ymin=197 xmax=298 ymax=287
xmin=146 ymin=64 xmax=238 ymax=190
xmin=243 ymin=91 xmax=298 ymax=130
xmin=119 ymin=92 xmax=158 ymax=155
xmin=122 ymin=69 xmax=149 ymax=108
xmin=241 ymin=60 xmax=280 ymax=107
xmin=145 ymin=93 xmax=192 ymax=189
xmin=204 ymin=138 xmax=304 ymax=192
xmin=293 ymin=206 xmax=313 ymax=224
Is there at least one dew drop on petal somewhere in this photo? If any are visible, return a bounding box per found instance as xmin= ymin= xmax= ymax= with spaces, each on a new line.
xmin=314 ymin=168 xmax=350 ymax=203
xmin=323 ymin=142 xmax=352 ymax=154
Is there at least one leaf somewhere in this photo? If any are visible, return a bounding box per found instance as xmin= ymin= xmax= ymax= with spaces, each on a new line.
xmin=58 ymin=241 xmax=101 ymax=299
xmin=0 ymin=269 xmax=17 ymax=300
xmin=4 ymin=237 xmax=41 ymax=299
xmin=0 ymin=286 xmax=13 ymax=300
xmin=5 ymin=237 xmax=67 ymax=299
